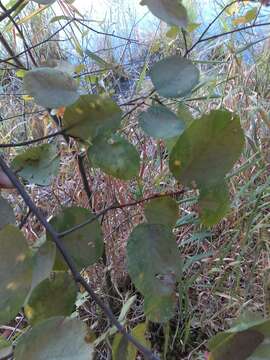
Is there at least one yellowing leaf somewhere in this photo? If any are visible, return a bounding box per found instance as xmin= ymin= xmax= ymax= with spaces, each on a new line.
xmin=233 ymin=7 xmax=257 ymax=26
xmin=186 ymin=22 xmax=201 ymax=33
xmin=16 ymin=69 xmax=26 ymax=78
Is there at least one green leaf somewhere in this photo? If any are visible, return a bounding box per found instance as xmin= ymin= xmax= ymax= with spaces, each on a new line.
xmin=112 ymin=322 xmax=150 ymax=360
xmin=139 ymin=105 xmax=185 ymax=139
xmin=208 ymin=315 xmax=270 ymax=360
xmin=177 ymin=103 xmax=194 ymax=127
xmin=112 ymin=333 xmax=128 ymax=360
xmin=25 ymin=272 xmax=77 ymax=325
xmin=128 ymin=323 xmax=150 ymax=359
xmin=198 ymin=181 xmax=230 ymax=226
xmin=140 ymin=0 xmax=188 ymax=28
xmin=169 ymin=110 xmax=245 ymax=188
xmin=15 ymin=317 xmax=94 ymax=360
xmin=63 ymin=95 xmax=122 ymax=142
xmin=150 ymin=56 xmax=200 ymax=98
xmin=166 ymin=26 xmax=180 ymax=39
xmin=47 ymin=207 xmax=104 ymax=271
xmin=127 ymin=224 xmax=181 ymax=322
xmin=0 ymin=225 xmax=33 ymax=324
xmin=85 ymin=50 xmax=111 ymax=68
xmin=32 ymin=0 xmax=56 ymax=4
xmin=88 ymin=135 xmax=140 ymax=180
xmin=23 ymin=67 xmax=79 ymax=108
xmin=0 ymin=336 xmax=12 ymax=359
xmin=30 ymin=240 xmax=56 ymax=292
xmin=12 ymin=144 xmax=60 ymax=186
xmin=0 ymin=196 xmax=16 ymax=230
xmin=145 ymin=196 xmax=179 ymax=226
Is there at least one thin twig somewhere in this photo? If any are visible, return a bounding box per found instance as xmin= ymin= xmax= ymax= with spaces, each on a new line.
xmin=59 ymin=189 xmax=185 ymax=238
xmin=0 ymin=156 xmax=159 ymax=360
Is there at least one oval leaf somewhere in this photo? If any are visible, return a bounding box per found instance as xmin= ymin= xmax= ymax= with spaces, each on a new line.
xmin=112 ymin=323 xmax=150 ymax=360
xmin=25 ymin=272 xmax=77 ymax=325
xmin=24 ymin=67 xmax=79 ymax=108
xmin=140 ymin=0 xmax=188 ymax=28
xmin=32 ymin=0 xmax=56 ymax=4
xmin=47 ymin=207 xmax=104 ymax=271
xmin=145 ymin=196 xmax=179 ymax=226
xmin=169 ymin=110 xmax=245 ymax=187
xmin=0 ymin=225 xmax=33 ymax=324
xmin=15 ymin=317 xmax=94 ymax=360
xmin=88 ymin=135 xmax=140 ymax=180
xmin=139 ymin=105 xmax=185 ymax=139
xmin=29 ymin=240 xmax=56 ymax=298
xmin=0 ymin=196 xmax=15 ymax=230
xmin=198 ymin=182 xmax=230 ymax=226
xmin=12 ymin=143 xmax=60 ymax=186
xmin=150 ymin=56 xmax=200 ymax=98
xmin=63 ymin=94 xmax=122 ymax=142
xmin=127 ymin=223 xmax=181 ymax=322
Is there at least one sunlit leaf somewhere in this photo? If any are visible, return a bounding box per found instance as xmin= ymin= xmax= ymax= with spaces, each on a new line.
xmin=47 ymin=207 xmax=104 ymax=271
xmin=140 ymin=0 xmax=188 ymax=28
xmin=150 ymin=56 xmax=200 ymax=98
xmin=139 ymin=105 xmax=185 ymax=139
xmin=233 ymin=7 xmax=257 ymax=26
xmin=112 ymin=322 xmax=150 ymax=360
xmin=0 ymin=196 xmax=15 ymax=230
xmin=15 ymin=317 xmax=94 ymax=360
xmin=24 ymin=67 xmax=79 ymax=108
xmin=169 ymin=110 xmax=245 ymax=188
xmin=186 ymin=22 xmax=201 ymax=32
xmin=166 ymin=26 xmax=179 ymax=39
xmin=0 ymin=336 xmax=12 ymax=359
xmin=198 ymin=181 xmax=230 ymax=226
xmin=25 ymin=272 xmax=77 ymax=325
xmin=0 ymin=225 xmax=33 ymax=324
xmin=63 ymin=95 xmax=122 ymax=142
xmin=127 ymin=223 xmax=181 ymax=322
xmin=88 ymin=135 xmax=140 ymax=180
xmin=145 ymin=196 xmax=179 ymax=227
xmin=12 ymin=144 xmax=60 ymax=186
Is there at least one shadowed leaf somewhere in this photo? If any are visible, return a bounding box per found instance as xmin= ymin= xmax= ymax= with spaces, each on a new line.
xmin=15 ymin=317 xmax=94 ymax=360
xmin=139 ymin=105 xmax=185 ymax=139
xmin=145 ymin=196 xmax=179 ymax=226
xmin=140 ymin=0 xmax=188 ymax=28
xmin=63 ymin=94 xmax=122 ymax=142
xmin=88 ymin=135 xmax=140 ymax=180
xmin=198 ymin=181 xmax=230 ymax=226
xmin=127 ymin=224 xmax=181 ymax=322
xmin=12 ymin=144 xmax=60 ymax=186
xmin=150 ymin=56 xmax=200 ymax=98
xmin=47 ymin=207 xmax=104 ymax=271
xmin=169 ymin=110 xmax=245 ymax=187
xmin=24 ymin=67 xmax=79 ymax=108
xmin=0 ymin=225 xmax=33 ymax=324
xmin=0 ymin=196 xmax=15 ymax=230
xmin=25 ymin=272 xmax=77 ymax=325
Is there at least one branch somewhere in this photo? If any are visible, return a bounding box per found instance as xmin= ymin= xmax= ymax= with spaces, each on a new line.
xmin=186 ymin=0 xmax=270 ymax=55
xmin=0 ymin=130 xmax=65 ymax=148
xmin=59 ymin=189 xmax=185 ymax=238
xmin=0 ymin=2 xmax=37 ymax=67
xmin=0 ymin=156 xmax=159 ymax=360
xmin=0 ymin=0 xmax=24 ymax=22
xmin=0 ymin=21 xmax=73 ymax=66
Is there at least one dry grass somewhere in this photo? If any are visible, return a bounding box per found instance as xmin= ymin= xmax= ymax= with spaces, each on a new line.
xmin=0 ymin=1 xmax=270 ymax=359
